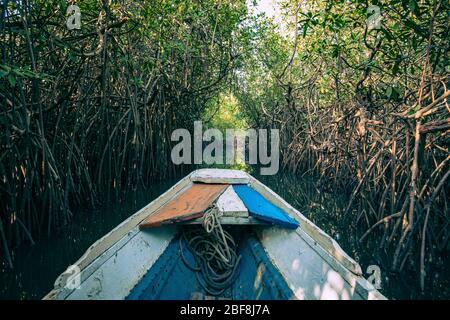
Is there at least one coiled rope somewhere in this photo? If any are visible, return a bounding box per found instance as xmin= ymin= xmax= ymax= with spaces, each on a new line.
xmin=180 ymin=206 xmax=241 ymax=296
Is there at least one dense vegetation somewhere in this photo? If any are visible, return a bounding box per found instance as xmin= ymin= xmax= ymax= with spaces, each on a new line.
xmin=1 ymin=0 xmax=449 ymax=297
xmin=236 ymin=0 xmax=449 ymax=293
xmin=0 ymin=0 xmax=245 ymax=267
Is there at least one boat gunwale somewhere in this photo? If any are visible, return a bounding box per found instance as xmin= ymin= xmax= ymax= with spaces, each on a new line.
xmin=247 ymin=176 xmax=362 ymax=275
xmin=43 ymin=174 xmax=193 ymax=300
xmin=247 ymin=176 xmax=386 ymax=300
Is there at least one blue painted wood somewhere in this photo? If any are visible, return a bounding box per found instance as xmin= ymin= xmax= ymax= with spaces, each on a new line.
xmin=232 ymin=185 xmax=299 ymax=229
xmin=126 ymin=235 xmax=210 ymax=300
xmin=232 ymin=236 xmax=294 ymax=299
xmin=126 ymin=232 xmax=294 ymax=300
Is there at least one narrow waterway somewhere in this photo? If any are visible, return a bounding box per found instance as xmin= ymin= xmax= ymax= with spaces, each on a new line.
xmin=0 ymin=171 xmax=448 ymax=300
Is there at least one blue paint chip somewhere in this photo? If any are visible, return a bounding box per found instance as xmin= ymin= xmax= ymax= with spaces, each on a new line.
xmin=232 ymin=185 xmax=299 ymax=229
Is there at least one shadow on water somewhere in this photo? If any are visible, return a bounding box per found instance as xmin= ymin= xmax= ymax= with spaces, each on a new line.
xmin=0 ymin=178 xmax=180 ymax=300
xmin=0 ymin=170 xmax=448 ymax=300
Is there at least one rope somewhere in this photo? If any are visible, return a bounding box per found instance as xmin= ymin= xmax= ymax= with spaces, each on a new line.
xmin=180 ymin=206 xmax=241 ymax=296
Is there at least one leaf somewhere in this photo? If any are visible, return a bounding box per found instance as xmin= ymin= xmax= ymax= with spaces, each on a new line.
xmin=386 ymin=86 xmax=392 ymax=98
xmin=302 ymin=23 xmax=309 ymax=37
xmin=7 ymin=73 xmax=16 ymax=87
xmin=412 ymin=36 xmax=418 ymax=50
xmin=404 ymin=18 xmax=424 ymax=37
xmin=392 ymin=59 xmax=401 ymax=75
xmin=386 ymin=86 xmax=401 ymax=101
xmin=0 ymin=64 xmax=11 ymax=73
xmin=392 ymin=22 xmax=400 ymax=31
xmin=380 ymin=27 xmax=393 ymax=41
xmin=331 ymin=44 xmax=340 ymax=58
xmin=408 ymin=0 xmax=421 ymax=17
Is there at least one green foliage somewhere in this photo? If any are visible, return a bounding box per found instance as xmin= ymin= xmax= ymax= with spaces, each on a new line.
xmin=234 ymin=0 xmax=449 ymax=297
xmin=203 ymin=92 xmax=248 ymax=130
xmin=0 ymin=0 xmax=448 ymax=298
xmin=0 ymin=0 xmax=247 ymax=262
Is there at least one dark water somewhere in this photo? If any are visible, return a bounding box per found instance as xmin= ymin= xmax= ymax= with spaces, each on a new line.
xmin=0 ymin=178 xmax=180 ymax=300
xmin=0 ymin=170 xmax=448 ymax=300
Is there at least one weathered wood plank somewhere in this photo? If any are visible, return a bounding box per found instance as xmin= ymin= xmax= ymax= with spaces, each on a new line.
xmin=140 ymin=184 xmax=228 ymax=228
xmin=190 ymin=169 xmax=250 ymax=184
xmin=216 ymin=186 xmax=249 ymax=217
xmin=233 ymin=185 xmax=299 ymax=229
xmin=51 ymin=226 xmax=177 ymax=300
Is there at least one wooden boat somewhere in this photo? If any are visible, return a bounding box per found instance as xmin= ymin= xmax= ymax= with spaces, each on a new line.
xmin=44 ymin=169 xmax=386 ymax=300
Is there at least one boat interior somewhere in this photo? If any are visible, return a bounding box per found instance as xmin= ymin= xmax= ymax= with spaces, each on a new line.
xmin=127 ymin=226 xmax=294 ymax=300
xmin=126 ymin=177 xmax=300 ymax=300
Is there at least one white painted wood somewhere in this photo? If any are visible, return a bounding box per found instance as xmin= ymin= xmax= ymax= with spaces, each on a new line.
xmin=258 ymin=227 xmax=356 ymax=300
xmin=295 ymin=228 xmax=384 ymax=299
xmin=44 ymin=228 xmax=140 ymax=300
xmin=216 ymin=186 xmax=248 ymax=217
xmin=44 ymin=175 xmax=192 ymax=300
xmin=190 ymin=169 xmax=249 ymax=184
xmin=248 ymin=175 xmax=363 ymax=276
xmin=256 ymin=227 xmax=385 ymax=300
xmin=67 ymin=226 xmax=176 ymax=300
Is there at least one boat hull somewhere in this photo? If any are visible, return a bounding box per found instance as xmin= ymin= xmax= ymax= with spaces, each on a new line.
xmin=44 ymin=169 xmax=386 ymax=300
